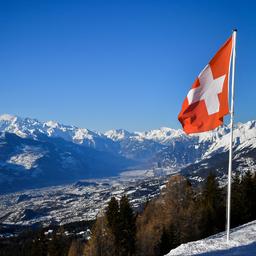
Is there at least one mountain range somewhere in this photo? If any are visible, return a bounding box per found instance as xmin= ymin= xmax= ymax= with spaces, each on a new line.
xmin=0 ymin=114 xmax=255 ymax=193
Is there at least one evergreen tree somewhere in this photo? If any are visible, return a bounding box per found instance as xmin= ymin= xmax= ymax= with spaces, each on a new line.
xmin=199 ymin=172 xmax=225 ymax=237
xmin=231 ymin=172 xmax=243 ymax=227
xmin=86 ymin=196 xmax=136 ymax=256
xmin=240 ymin=170 xmax=255 ymax=223
xmin=119 ymin=195 xmax=136 ymax=256
xmin=158 ymin=228 xmax=170 ymax=256
xmin=106 ymin=197 xmax=120 ymax=255
xmin=251 ymin=172 xmax=256 ymax=220
xmin=158 ymin=225 xmax=178 ymax=256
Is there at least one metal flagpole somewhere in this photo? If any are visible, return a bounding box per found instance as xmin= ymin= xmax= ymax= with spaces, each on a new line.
xmin=226 ymin=29 xmax=237 ymax=242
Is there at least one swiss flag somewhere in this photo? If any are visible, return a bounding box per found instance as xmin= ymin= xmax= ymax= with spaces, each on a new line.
xmin=178 ymin=35 xmax=234 ymax=134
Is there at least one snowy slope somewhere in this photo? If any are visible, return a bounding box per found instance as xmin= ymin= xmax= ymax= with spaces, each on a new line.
xmin=166 ymin=220 xmax=256 ymax=256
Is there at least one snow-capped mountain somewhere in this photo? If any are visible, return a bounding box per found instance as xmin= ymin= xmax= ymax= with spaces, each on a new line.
xmin=105 ymin=120 xmax=256 ymax=168
xmin=0 ymin=114 xmax=255 ymax=192
xmin=0 ymin=114 xmax=117 ymax=153
xmin=1 ymin=114 xmax=255 ymax=161
xmin=137 ymin=127 xmax=184 ymax=144
xmin=105 ymin=129 xmax=135 ymax=141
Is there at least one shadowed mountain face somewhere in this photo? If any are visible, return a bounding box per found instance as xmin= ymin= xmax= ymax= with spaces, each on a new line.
xmin=180 ymin=147 xmax=256 ymax=184
xmin=0 ymin=132 xmax=135 ymax=193
xmin=0 ymin=114 xmax=255 ymax=193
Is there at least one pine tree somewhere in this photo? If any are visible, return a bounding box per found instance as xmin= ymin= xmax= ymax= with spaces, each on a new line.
xmin=231 ymin=172 xmax=243 ymax=227
xmin=252 ymin=172 xmax=256 ymax=220
xmin=106 ymin=197 xmax=120 ymax=255
xmin=158 ymin=228 xmax=170 ymax=256
xmin=240 ymin=170 xmax=254 ymax=223
xmin=158 ymin=225 xmax=178 ymax=256
xmin=119 ymin=195 xmax=136 ymax=256
xmin=199 ymin=172 xmax=225 ymax=237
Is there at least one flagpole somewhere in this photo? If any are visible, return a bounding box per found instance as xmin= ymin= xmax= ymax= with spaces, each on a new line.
xmin=226 ymin=29 xmax=237 ymax=242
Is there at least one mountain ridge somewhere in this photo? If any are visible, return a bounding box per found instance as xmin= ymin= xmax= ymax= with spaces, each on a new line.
xmin=0 ymin=114 xmax=255 ymax=192
xmin=1 ymin=113 xmax=255 ymax=145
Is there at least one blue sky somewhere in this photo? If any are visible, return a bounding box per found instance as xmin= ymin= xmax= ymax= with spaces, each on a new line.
xmin=0 ymin=0 xmax=255 ymax=131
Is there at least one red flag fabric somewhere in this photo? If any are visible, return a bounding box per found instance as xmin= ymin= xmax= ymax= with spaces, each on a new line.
xmin=178 ymin=36 xmax=233 ymax=134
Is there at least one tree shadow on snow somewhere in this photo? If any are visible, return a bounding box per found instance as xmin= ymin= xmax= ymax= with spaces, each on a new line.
xmin=195 ymin=241 xmax=256 ymax=256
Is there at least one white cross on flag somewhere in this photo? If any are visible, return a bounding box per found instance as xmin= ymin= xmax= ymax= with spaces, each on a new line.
xmin=178 ymin=35 xmax=234 ymax=134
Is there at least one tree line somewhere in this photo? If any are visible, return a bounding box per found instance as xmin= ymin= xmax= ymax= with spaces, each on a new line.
xmin=84 ymin=170 xmax=256 ymax=256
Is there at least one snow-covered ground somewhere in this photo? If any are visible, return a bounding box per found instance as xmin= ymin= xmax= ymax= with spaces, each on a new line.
xmin=166 ymin=220 xmax=256 ymax=256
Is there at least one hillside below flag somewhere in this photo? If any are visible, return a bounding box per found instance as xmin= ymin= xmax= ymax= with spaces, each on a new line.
xmin=178 ymin=36 xmax=233 ymax=134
